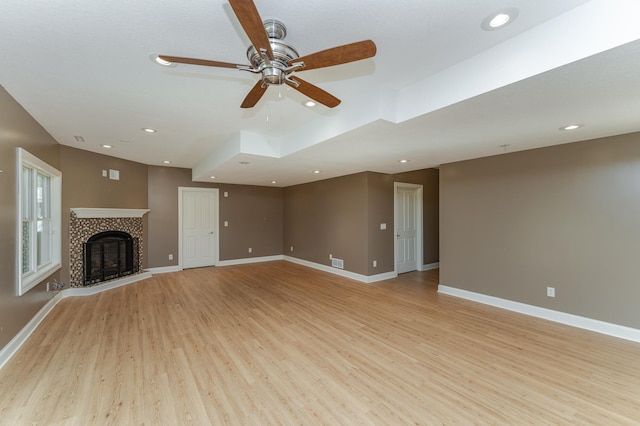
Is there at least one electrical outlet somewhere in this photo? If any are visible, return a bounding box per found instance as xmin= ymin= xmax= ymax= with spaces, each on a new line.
xmin=547 ymin=286 xmax=555 ymax=298
xmin=329 ymin=254 xmax=332 ymax=259
xmin=168 ymin=254 xmax=173 ymax=260
xmin=248 ymin=247 xmax=252 ymax=253
xmin=290 ymin=246 xmax=294 ymax=252
xmin=373 ymin=260 xmax=377 ymax=267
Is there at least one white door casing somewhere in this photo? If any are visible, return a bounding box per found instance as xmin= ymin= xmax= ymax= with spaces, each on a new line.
xmin=179 ymin=187 xmax=219 ymax=269
xmin=394 ymin=183 xmax=423 ymax=274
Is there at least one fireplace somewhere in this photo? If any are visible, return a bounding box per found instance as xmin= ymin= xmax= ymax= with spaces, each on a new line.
xmin=83 ymin=231 xmax=138 ymax=285
xmin=69 ymin=208 xmax=149 ymax=287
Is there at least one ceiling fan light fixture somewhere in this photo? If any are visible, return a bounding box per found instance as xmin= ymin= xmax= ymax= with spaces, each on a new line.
xmin=481 ymin=8 xmax=518 ymax=31
xmin=142 ymin=127 xmax=157 ymax=133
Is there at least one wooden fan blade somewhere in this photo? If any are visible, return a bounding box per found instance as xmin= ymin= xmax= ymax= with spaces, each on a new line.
xmin=289 ymin=40 xmax=376 ymax=72
xmin=241 ymin=80 xmax=267 ymax=108
xmin=158 ymin=55 xmax=248 ymax=69
xmin=229 ymin=0 xmax=274 ymax=60
xmin=286 ymin=77 xmax=341 ymax=108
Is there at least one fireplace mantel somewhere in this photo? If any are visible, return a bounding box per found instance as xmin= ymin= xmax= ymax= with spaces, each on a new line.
xmin=71 ymin=208 xmax=150 ymax=219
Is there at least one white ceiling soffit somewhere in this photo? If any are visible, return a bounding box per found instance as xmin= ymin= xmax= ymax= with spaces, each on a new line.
xmin=1 ymin=0 xmax=639 ymax=187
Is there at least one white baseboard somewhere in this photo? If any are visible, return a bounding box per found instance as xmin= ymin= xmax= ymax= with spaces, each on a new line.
xmin=0 ymin=272 xmax=152 ymax=371
xmin=146 ymin=265 xmax=182 ymax=274
xmin=284 ymin=256 xmax=397 ymax=284
xmin=0 ymin=292 xmax=64 ymax=371
xmin=438 ymin=284 xmax=640 ymax=343
xmin=218 ymin=255 xmax=284 ymax=267
xmin=422 ymin=262 xmax=440 ymax=271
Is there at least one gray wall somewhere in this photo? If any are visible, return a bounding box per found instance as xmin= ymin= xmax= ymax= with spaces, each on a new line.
xmin=283 ymin=170 xmax=439 ymax=276
xmin=440 ymin=132 xmax=640 ymax=329
xmin=147 ymin=166 xmax=283 ymax=267
xmin=0 ymin=85 xmax=60 ymax=350
xmin=283 ymin=172 xmax=371 ymax=274
xmin=59 ymin=146 xmax=149 ymax=284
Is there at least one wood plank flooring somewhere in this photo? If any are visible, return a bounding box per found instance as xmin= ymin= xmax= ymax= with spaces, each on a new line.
xmin=1 ymin=261 xmax=639 ymax=424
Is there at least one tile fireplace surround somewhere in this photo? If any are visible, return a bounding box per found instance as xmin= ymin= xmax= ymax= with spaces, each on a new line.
xmin=69 ymin=208 xmax=149 ymax=287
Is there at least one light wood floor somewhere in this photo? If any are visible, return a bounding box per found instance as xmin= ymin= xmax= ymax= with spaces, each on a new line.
xmin=1 ymin=261 xmax=639 ymax=425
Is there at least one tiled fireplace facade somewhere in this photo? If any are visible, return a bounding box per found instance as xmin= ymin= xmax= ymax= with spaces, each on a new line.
xmin=69 ymin=210 xmax=146 ymax=287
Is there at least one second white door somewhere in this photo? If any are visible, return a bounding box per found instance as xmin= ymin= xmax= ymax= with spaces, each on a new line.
xmin=181 ymin=188 xmax=218 ymax=269
xmin=396 ymin=185 xmax=419 ymax=274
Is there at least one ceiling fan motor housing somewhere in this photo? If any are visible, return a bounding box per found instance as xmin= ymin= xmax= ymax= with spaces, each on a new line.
xmin=246 ymin=20 xmax=299 ymax=85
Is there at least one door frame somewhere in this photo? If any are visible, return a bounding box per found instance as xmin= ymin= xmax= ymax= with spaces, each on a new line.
xmin=394 ymin=182 xmax=424 ymax=274
xmin=178 ymin=187 xmax=220 ymax=269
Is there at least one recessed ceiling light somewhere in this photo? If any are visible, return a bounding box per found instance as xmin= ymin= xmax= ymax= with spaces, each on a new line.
xmin=481 ymin=8 xmax=518 ymax=31
xmin=210 ymin=176 xmax=216 ymax=179
xmin=162 ymin=160 xmax=171 ymax=164
xmin=271 ymin=180 xmax=277 ymax=184
xmin=141 ymin=128 xmax=157 ymax=133
xmin=304 ymin=101 xmax=316 ymax=107
xmin=313 ymin=170 xmax=321 ymax=174
xmin=101 ymin=144 xmax=112 ymax=149
xmin=399 ymin=159 xmax=409 ymax=163
xmin=560 ymin=124 xmax=584 ymax=131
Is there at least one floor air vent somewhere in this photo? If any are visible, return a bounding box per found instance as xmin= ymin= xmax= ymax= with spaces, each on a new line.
xmin=331 ymin=258 xmax=344 ymax=269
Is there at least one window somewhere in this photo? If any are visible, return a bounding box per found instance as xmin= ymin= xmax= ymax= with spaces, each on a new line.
xmin=17 ymin=148 xmax=62 ymax=295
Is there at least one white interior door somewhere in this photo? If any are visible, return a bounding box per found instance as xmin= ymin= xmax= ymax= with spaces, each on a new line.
xmin=395 ymin=184 xmax=422 ymax=274
xmin=180 ymin=188 xmax=218 ymax=269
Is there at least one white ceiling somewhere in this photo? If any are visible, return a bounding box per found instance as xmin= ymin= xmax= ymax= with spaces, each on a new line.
xmin=1 ymin=0 xmax=639 ymax=187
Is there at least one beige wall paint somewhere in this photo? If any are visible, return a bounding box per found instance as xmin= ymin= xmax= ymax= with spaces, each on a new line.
xmin=59 ymin=146 xmax=149 ymax=283
xmin=440 ymin=132 xmax=640 ymax=329
xmin=284 ymin=173 xmax=370 ymax=274
xmin=147 ymin=166 xmax=283 ymax=267
xmin=0 ymin=86 xmax=61 ymax=349
xmin=283 ymin=169 xmax=439 ymax=276
xmin=366 ymin=172 xmax=395 ymax=274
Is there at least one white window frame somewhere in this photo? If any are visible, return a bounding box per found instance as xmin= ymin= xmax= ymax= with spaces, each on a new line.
xmin=16 ymin=148 xmax=62 ymax=296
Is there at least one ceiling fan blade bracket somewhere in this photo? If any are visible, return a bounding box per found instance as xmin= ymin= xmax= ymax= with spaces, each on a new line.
xmin=259 ymin=48 xmax=272 ymax=65
xmin=237 ymin=66 xmax=261 ymax=74
xmin=284 ymin=75 xmax=300 ymax=87
xmin=287 ymin=61 xmax=305 ymax=72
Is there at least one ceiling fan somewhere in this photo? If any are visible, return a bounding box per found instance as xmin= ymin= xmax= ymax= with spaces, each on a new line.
xmin=159 ymin=0 xmax=376 ymax=108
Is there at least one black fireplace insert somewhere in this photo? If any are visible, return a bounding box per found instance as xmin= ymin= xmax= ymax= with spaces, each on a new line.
xmin=83 ymin=231 xmax=138 ymax=285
